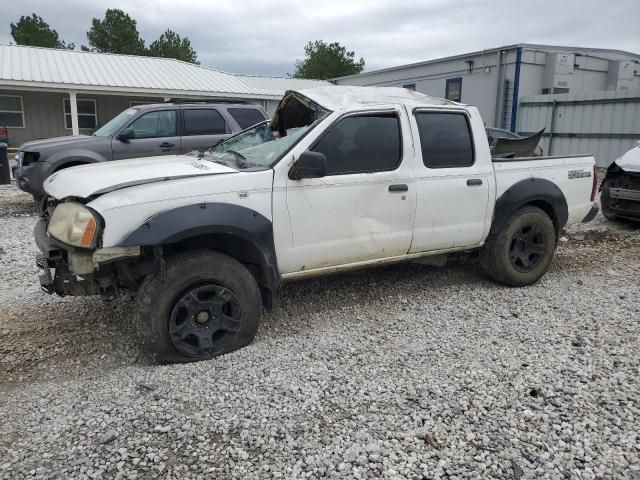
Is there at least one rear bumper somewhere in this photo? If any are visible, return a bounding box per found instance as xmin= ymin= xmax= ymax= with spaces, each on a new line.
xmin=581 ymin=204 xmax=599 ymax=223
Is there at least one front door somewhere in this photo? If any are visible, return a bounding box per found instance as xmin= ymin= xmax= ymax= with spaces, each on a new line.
xmin=112 ymin=109 xmax=180 ymax=160
xmin=409 ymin=109 xmax=492 ymax=252
xmin=278 ymin=111 xmax=416 ymax=274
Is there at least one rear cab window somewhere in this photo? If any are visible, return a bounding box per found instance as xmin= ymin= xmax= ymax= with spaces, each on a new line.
xmin=414 ymin=111 xmax=474 ymax=168
xmin=228 ymin=108 xmax=267 ymax=130
xmin=183 ymin=108 xmax=229 ymax=136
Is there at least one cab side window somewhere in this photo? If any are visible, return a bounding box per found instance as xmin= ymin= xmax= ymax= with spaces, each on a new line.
xmin=415 ymin=112 xmax=474 ymax=168
xmin=129 ymin=110 xmax=176 ymax=139
xmin=312 ymin=114 xmax=401 ymax=175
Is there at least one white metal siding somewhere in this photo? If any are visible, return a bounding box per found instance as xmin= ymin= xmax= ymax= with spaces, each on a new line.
xmin=518 ymin=90 xmax=640 ymax=167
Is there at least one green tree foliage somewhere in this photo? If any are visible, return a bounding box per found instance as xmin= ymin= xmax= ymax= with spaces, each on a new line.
xmin=85 ymin=9 xmax=146 ymax=55
xmin=148 ymin=29 xmax=199 ymax=64
xmin=10 ymin=14 xmax=74 ymax=49
xmin=293 ymin=40 xmax=365 ymax=79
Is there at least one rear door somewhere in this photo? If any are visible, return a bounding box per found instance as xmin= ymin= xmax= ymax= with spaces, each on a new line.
xmin=112 ymin=109 xmax=180 ymax=160
xmin=179 ymin=107 xmax=230 ymax=153
xmin=409 ymin=109 xmax=492 ymax=252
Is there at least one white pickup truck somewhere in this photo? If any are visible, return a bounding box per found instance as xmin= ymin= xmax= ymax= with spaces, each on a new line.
xmin=35 ymin=86 xmax=599 ymax=363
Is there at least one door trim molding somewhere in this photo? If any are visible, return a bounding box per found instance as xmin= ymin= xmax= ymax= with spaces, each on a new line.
xmin=280 ymin=244 xmax=481 ymax=281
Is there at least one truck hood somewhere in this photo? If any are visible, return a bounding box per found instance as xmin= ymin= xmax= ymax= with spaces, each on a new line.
xmin=614 ymin=145 xmax=640 ymax=173
xmin=44 ymin=155 xmax=237 ymax=199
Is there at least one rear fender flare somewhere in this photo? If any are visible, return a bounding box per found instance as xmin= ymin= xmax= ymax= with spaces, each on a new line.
xmin=490 ymin=178 xmax=568 ymax=238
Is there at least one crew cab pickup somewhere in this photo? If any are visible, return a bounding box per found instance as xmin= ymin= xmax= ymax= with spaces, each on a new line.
xmin=34 ymin=86 xmax=599 ymax=363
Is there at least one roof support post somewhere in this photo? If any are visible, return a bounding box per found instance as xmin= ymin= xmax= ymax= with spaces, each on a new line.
xmin=69 ymin=91 xmax=79 ymax=136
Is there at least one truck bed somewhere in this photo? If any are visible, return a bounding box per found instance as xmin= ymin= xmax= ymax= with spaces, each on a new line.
xmin=493 ymin=154 xmax=596 ymax=227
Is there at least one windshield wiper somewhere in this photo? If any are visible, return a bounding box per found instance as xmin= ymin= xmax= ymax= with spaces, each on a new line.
xmin=225 ymin=149 xmax=248 ymax=169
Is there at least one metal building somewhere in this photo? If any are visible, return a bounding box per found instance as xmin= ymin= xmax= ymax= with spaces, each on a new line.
xmin=334 ymin=44 xmax=640 ymax=165
xmin=0 ymin=44 xmax=329 ymax=147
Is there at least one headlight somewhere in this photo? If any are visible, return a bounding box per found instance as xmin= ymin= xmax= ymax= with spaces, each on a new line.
xmin=47 ymin=202 xmax=99 ymax=249
xmin=19 ymin=151 xmax=39 ymax=167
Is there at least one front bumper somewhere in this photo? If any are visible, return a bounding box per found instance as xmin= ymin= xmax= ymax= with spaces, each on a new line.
xmin=607 ymin=187 xmax=640 ymax=220
xmin=34 ymin=218 xmax=100 ymax=296
xmin=15 ymin=162 xmax=47 ymax=198
xmin=581 ymin=204 xmax=599 ymax=223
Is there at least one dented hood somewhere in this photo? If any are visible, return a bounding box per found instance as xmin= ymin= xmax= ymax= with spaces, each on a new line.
xmin=43 ymin=155 xmax=237 ymax=199
xmin=614 ymin=145 xmax=640 ymax=173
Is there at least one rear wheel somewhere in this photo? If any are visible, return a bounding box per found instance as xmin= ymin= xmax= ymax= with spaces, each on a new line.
xmin=137 ymin=250 xmax=261 ymax=363
xmin=481 ymin=206 xmax=557 ymax=287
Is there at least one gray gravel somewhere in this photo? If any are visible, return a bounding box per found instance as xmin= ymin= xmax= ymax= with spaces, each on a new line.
xmin=1 ymin=184 xmax=639 ymax=479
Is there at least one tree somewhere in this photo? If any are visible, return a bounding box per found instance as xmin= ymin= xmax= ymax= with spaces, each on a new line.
xmin=10 ymin=14 xmax=74 ymax=49
xmin=85 ymin=9 xmax=145 ymax=55
xmin=148 ymin=29 xmax=199 ymax=64
xmin=293 ymin=41 xmax=365 ymax=80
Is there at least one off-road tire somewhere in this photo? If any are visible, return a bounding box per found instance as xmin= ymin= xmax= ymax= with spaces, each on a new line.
xmin=481 ymin=206 xmax=557 ymax=287
xmin=136 ymin=250 xmax=261 ymax=364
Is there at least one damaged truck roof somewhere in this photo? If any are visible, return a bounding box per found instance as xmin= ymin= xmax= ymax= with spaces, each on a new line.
xmin=293 ymin=85 xmax=457 ymax=111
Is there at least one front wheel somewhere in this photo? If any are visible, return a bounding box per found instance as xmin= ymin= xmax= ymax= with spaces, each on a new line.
xmin=481 ymin=206 xmax=557 ymax=287
xmin=137 ymin=250 xmax=261 ymax=363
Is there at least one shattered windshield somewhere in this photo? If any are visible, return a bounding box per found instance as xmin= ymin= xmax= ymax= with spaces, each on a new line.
xmin=196 ymin=94 xmax=330 ymax=169
xmin=197 ymin=121 xmax=315 ymax=169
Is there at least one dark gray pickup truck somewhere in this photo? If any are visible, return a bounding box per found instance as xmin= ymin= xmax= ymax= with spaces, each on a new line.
xmin=14 ymin=101 xmax=267 ymax=202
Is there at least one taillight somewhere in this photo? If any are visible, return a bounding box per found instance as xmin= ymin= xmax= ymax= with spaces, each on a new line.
xmin=591 ymin=165 xmax=598 ymax=201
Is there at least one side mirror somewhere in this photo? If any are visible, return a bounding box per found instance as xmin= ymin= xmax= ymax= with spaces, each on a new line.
xmin=289 ymin=151 xmax=326 ymax=180
xmin=117 ymin=127 xmax=134 ymax=142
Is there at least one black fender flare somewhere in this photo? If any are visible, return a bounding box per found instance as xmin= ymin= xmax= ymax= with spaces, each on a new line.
xmin=490 ymin=178 xmax=568 ymax=238
xmin=120 ymin=203 xmax=279 ymax=308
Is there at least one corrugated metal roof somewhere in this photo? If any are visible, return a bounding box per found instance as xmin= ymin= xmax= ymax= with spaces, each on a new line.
xmin=0 ymin=44 xmax=329 ymax=99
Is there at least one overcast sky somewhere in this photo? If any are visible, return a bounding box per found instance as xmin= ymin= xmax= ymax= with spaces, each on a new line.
xmin=1 ymin=0 xmax=637 ymax=77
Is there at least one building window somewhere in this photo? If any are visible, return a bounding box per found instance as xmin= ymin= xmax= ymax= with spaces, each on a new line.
xmin=63 ymin=98 xmax=97 ymax=130
xmin=445 ymin=77 xmax=462 ymax=102
xmin=403 ymin=83 xmax=416 ymax=91
xmin=0 ymin=95 xmax=25 ymax=128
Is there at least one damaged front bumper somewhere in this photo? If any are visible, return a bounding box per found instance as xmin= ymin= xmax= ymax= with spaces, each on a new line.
xmin=34 ymin=218 xmax=102 ymax=296
xmin=34 ymin=218 xmax=143 ymax=299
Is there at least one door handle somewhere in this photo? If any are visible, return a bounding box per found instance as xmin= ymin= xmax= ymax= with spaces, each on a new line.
xmin=159 ymin=142 xmax=175 ymax=149
xmin=389 ymin=184 xmax=408 ymax=192
xmin=467 ymin=179 xmax=483 ymax=186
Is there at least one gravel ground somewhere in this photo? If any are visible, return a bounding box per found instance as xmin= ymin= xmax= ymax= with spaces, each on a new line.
xmin=0 ymin=184 xmax=639 ymax=479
